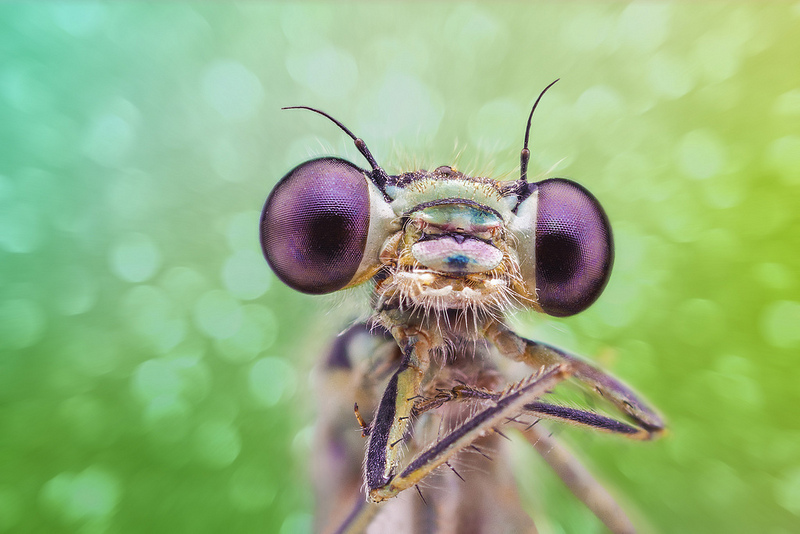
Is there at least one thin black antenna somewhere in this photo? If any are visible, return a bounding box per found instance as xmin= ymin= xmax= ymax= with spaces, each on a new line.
xmin=282 ymin=106 xmax=390 ymax=192
xmin=519 ymin=79 xmax=559 ymax=183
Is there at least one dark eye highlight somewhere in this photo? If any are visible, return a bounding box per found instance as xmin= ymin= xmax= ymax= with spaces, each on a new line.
xmin=260 ymin=158 xmax=371 ymax=294
xmin=534 ymin=178 xmax=613 ymax=317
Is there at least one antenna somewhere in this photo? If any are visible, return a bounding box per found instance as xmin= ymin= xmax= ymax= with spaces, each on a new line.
xmin=282 ymin=106 xmax=390 ymax=192
xmin=519 ymin=79 xmax=559 ymax=183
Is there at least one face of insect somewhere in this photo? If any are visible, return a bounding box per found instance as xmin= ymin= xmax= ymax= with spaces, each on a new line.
xmin=259 ymin=91 xmax=663 ymax=534
xmin=260 ymin=160 xmax=613 ymax=320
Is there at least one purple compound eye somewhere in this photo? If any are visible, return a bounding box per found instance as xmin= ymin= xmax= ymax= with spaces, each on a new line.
xmin=534 ymin=178 xmax=613 ymax=317
xmin=260 ymin=158 xmax=371 ymax=294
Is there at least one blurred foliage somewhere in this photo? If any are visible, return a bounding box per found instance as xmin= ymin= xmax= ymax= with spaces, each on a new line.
xmin=1 ymin=2 xmax=799 ymax=533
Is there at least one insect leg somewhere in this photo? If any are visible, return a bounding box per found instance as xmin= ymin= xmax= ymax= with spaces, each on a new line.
xmin=524 ymin=425 xmax=637 ymax=534
xmin=417 ymin=383 xmax=646 ymax=437
xmin=367 ymin=363 xmax=572 ymax=503
xmin=328 ymin=496 xmax=381 ymax=534
xmin=411 ymin=382 xmax=497 ymax=417
xmin=364 ymin=330 xmax=432 ymax=502
xmin=391 ymin=376 xmax=640 ymax=532
xmin=523 ymin=402 xmax=644 ymax=436
xmin=486 ymin=321 xmax=665 ymax=439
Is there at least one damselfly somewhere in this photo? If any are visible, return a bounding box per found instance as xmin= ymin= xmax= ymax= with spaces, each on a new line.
xmin=259 ymin=81 xmax=664 ymax=534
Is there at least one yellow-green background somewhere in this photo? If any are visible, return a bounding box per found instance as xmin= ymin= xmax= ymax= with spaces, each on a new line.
xmin=1 ymin=3 xmax=798 ymax=533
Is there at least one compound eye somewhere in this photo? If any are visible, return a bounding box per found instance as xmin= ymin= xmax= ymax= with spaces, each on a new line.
xmin=260 ymin=158 xmax=370 ymax=294
xmin=535 ymin=178 xmax=613 ymax=317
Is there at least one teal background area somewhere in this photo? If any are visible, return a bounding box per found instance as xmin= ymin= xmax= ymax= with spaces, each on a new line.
xmin=1 ymin=3 xmax=799 ymax=533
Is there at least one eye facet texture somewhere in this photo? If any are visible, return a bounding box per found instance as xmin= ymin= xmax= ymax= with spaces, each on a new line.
xmin=260 ymin=158 xmax=370 ymax=294
xmin=534 ymin=178 xmax=613 ymax=317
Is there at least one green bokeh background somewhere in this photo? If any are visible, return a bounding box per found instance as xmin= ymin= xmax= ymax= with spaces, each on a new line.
xmin=1 ymin=3 xmax=799 ymax=533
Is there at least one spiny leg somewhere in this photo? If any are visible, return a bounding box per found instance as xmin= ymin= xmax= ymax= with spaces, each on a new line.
xmin=485 ymin=321 xmax=665 ymax=439
xmin=366 ymin=363 xmax=572 ymax=503
xmin=417 ymin=383 xmax=651 ymax=438
xmin=524 ymin=402 xmax=644 ymax=436
xmin=384 ymin=376 xmax=642 ymax=534
xmin=418 ymin=383 xmax=648 ymax=438
xmin=410 ymin=377 xmax=644 ymax=533
xmin=364 ymin=328 xmax=432 ymax=501
xmin=411 ymin=382 xmax=497 ymax=417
